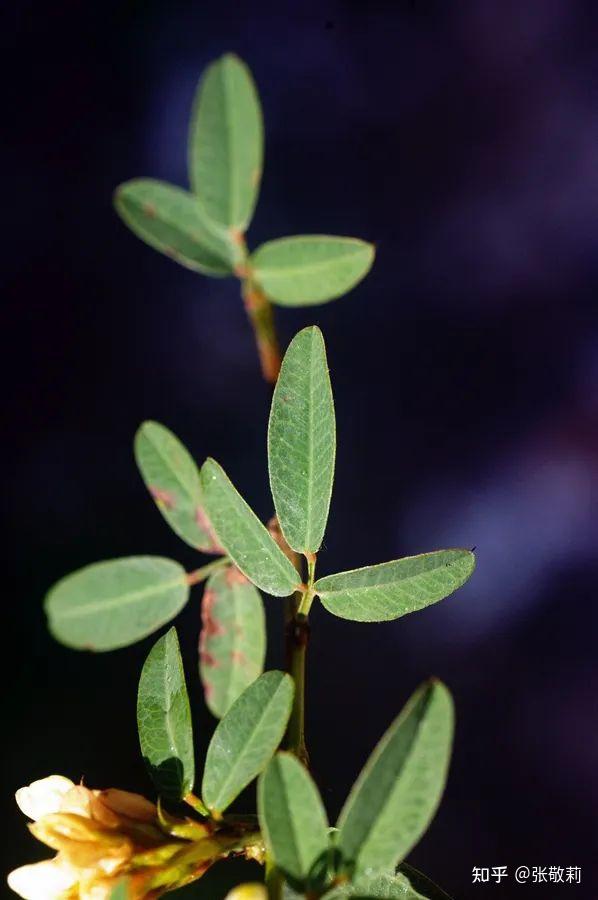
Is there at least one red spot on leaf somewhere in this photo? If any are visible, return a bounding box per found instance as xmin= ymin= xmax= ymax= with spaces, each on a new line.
xmin=201 ymin=589 xmax=225 ymax=639
xmin=149 ymin=486 xmax=175 ymax=509
xmin=195 ymin=506 xmax=224 ymax=554
xmin=225 ymin=566 xmax=247 ymax=587
xmin=199 ymin=650 xmax=219 ymax=668
xmin=231 ymin=650 xmax=249 ymax=667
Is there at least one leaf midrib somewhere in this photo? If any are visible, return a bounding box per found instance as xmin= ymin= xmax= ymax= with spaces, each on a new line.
xmin=304 ymin=329 xmax=317 ymax=550
xmin=317 ymin=565 xmax=462 ymax=598
xmin=271 ymin=767 xmax=305 ymax=877
xmin=161 ymin=653 xmax=181 ymax=761
xmin=211 ymin=466 xmax=296 ymax=588
xmin=210 ymin=683 xmax=285 ymax=810
xmin=257 ymin=248 xmax=365 ymax=279
xmin=222 ymin=59 xmax=238 ymax=228
xmin=341 ymin=704 xmax=429 ymax=860
xmin=56 ymin=575 xmax=185 ymax=619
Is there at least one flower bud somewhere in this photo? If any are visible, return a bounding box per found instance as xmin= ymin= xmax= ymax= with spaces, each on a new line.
xmin=225 ymin=884 xmax=268 ymax=900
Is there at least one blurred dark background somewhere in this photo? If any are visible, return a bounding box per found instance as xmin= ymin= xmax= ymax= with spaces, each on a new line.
xmin=3 ymin=1 xmax=598 ymax=897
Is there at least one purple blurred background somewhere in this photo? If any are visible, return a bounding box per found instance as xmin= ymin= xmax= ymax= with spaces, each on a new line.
xmin=4 ymin=1 xmax=598 ymax=897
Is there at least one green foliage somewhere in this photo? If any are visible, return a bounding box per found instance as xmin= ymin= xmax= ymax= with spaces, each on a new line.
xmin=200 ymin=565 xmax=266 ymax=718
xmin=282 ymin=864 xmax=452 ymax=899
xmin=202 ymin=671 xmax=294 ymax=814
xmin=268 ymin=326 xmax=335 ymax=554
xmin=31 ymin=51 xmax=480 ymax=900
xmin=258 ymin=752 xmax=329 ymax=886
xmin=251 ymin=236 xmax=374 ymax=307
xmin=199 ymin=458 xmax=299 ymax=596
xmin=135 ymin=420 xmax=220 ymax=553
xmin=189 ymin=53 xmax=263 ymax=231
xmin=113 ymin=54 xmax=374 ymax=388
xmin=316 ymin=550 xmax=476 ymax=622
xmin=114 ymin=179 xmax=235 ymax=274
xmin=137 ymin=627 xmax=195 ymax=800
xmin=325 ymin=870 xmax=442 ymax=899
xmin=336 ymin=680 xmax=454 ymax=877
xmin=45 ymin=556 xmax=189 ymax=651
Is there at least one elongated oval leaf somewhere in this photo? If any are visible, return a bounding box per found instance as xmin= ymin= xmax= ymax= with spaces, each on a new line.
xmin=189 ymin=53 xmax=263 ymax=231
xmin=325 ymin=867 xmax=453 ymax=899
xmin=337 ymin=680 xmax=454 ymax=877
xmin=202 ymin=671 xmax=294 ymax=814
xmin=135 ymin=420 xmax=220 ymax=553
xmin=200 ymin=565 xmax=266 ymax=718
xmin=114 ymin=179 xmax=235 ymax=275
xmin=137 ymin=627 xmax=195 ymax=800
xmin=326 ymin=873 xmax=427 ymax=899
xmin=251 ymin=236 xmax=374 ymax=307
xmin=268 ymin=327 xmax=335 ymax=554
xmin=258 ymin=752 xmax=329 ymax=885
xmin=316 ymin=549 xmax=475 ymax=622
xmin=199 ymin=458 xmax=299 ymax=597
xmin=45 ymin=557 xmax=189 ymax=651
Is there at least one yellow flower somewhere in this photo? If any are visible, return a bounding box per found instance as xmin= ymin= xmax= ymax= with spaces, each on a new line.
xmin=8 ymin=776 xmax=201 ymax=899
xmin=9 ymin=776 xmax=264 ymax=899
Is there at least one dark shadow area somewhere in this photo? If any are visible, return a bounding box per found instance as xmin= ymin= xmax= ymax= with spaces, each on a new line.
xmin=142 ymin=756 xmax=185 ymax=803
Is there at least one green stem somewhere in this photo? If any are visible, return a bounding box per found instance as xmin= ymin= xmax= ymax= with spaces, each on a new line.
xmin=285 ymin=611 xmax=309 ymax=767
xmin=186 ymin=557 xmax=228 ymax=587
xmin=284 ymin=554 xmax=317 ymax=767
xmin=265 ymin=854 xmax=284 ymax=900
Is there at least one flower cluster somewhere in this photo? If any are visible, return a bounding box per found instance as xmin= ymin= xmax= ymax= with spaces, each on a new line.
xmin=9 ymin=776 xmax=263 ymax=899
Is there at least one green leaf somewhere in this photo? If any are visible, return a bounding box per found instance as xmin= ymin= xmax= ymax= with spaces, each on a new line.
xmin=319 ymin=869 xmax=453 ymax=900
xmin=135 ymin=420 xmax=220 ymax=553
xmin=200 ymin=565 xmax=266 ymax=718
xmin=45 ymin=557 xmax=189 ymax=651
xmin=202 ymin=671 xmax=294 ymax=814
xmin=251 ymin=236 xmax=374 ymax=307
xmin=199 ymin=458 xmax=299 ymax=597
xmin=336 ymin=680 xmax=454 ymax=877
xmin=325 ymin=871 xmax=435 ymax=899
xmin=114 ymin=178 xmax=235 ymax=275
xmin=316 ymin=550 xmax=476 ymax=622
xmin=137 ymin=627 xmax=195 ymax=800
xmin=258 ymin=752 xmax=329 ymax=885
xmin=189 ymin=53 xmax=263 ymax=231
xmin=268 ymin=326 xmax=335 ymax=555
